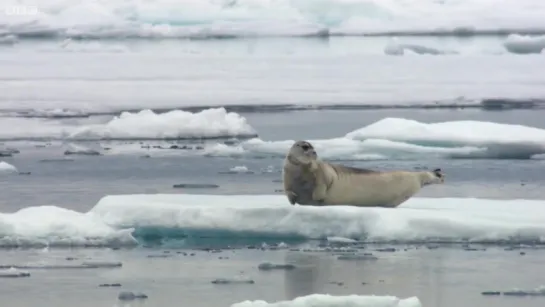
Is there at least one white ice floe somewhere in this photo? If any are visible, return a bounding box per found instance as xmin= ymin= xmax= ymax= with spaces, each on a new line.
xmin=0 ymin=161 xmax=18 ymax=174
xmin=0 ymin=108 xmax=257 ymax=141
xmin=89 ymin=194 xmax=545 ymax=244
xmin=384 ymin=39 xmax=457 ymax=56
xmin=231 ymin=294 xmax=421 ymax=307
xmin=64 ymin=143 xmax=101 ymax=156
xmin=11 ymin=117 xmax=542 ymax=161
xmin=0 ymin=267 xmax=30 ymax=278
xmin=0 ymin=205 xmax=136 ymax=247
xmin=503 ymin=34 xmax=545 ymax=54
xmin=204 ymin=118 xmax=545 ymax=160
xmin=3 ymin=193 xmax=545 ymax=247
xmin=68 ymin=108 xmax=258 ymax=140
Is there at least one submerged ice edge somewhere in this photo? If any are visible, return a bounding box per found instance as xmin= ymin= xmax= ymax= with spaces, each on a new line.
xmin=2 ymin=195 xmax=545 ymax=248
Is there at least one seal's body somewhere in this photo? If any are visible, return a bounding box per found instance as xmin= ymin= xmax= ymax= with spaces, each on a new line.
xmin=282 ymin=140 xmax=444 ymax=208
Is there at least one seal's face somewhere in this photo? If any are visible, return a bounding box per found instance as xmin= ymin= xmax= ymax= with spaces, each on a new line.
xmin=431 ymin=168 xmax=445 ymax=183
xmin=287 ymin=140 xmax=317 ymax=166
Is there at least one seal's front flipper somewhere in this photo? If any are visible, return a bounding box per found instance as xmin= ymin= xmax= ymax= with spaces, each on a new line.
xmin=286 ymin=190 xmax=298 ymax=205
xmin=312 ymin=168 xmax=328 ymax=203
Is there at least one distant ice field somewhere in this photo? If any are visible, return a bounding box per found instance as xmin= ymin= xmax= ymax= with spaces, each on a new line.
xmin=1 ymin=37 xmax=545 ymax=116
xmin=2 ymin=0 xmax=545 ymax=38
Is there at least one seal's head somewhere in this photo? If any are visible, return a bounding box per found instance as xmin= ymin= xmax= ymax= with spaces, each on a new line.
xmin=432 ymin=168 xmax=445 ymax=183
xmin=419 ymin=168 xmax=445 ymax=186
xmin=287 ymin=140 xmax=317 ymax=166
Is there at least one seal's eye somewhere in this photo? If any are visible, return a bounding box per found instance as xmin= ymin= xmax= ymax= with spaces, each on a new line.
xmin=301 ymin=144 xmax=310 ymax=151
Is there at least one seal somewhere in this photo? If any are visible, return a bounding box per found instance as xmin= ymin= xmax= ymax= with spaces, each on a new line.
xmin=282 ymin=140 xmax=444 ymax=208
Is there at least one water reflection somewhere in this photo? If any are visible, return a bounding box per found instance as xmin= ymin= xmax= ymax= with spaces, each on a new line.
xmin=283 ymin=252 xmax=332 ymax=299
xmin=281 ymin=247 xmax=447 ymax=305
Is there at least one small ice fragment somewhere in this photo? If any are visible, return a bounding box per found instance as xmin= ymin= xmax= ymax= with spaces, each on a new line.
xmin=257 ymin=262 xmax=296 ymax=271
xmin=327 ymin=236 xmax=358 ymax=244
xmin=99 ymin=283 xmax=121 ymax=287
xmin=118 ymin=291 xmax=148 ymax=300
xmin=147 ymin=254 xmax=171 ymax=258
xmin=0 ymin=268 xmax=30 ymax=278
xmin=375 ymin=247 xmax=396 ymax=252
xmin=481 ymin=291 xmax=500 ymax=295
xmin=64 ymin=149 xmax=101 ymax=155
xmin=0 ymin=161 xmax=18 ymax=174
xmin=81 ymin=261 xmax=123 ymax=268
xmin=337 ymin=254 xmax=378 ymax=261
xmin=172 ymin=183 xmax=219 ymax=189
xmin=211 ymin=278 xmax=255 ymax=284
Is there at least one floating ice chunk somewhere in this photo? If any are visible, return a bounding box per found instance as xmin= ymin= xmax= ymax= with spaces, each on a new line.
xmin=481 ymin=291 xmax=501 ymax=296
xmin=0 ymin=268 xmax=30 ymax=278
xmin=0 ymin=148 xmax=19 ymax=156
xmin=0 ymin=205 xmax=137 ymax=248
xmin=11 ymin=108 xmax=90 ymax=118
xmin=64 ymin=144 xmax=101 ymax=156
xmin=503 ymin=34 xmax=545 ymax=54
xmin=231 ymin=293 xmax=422 ymax=307
xmin=0 ymin=35 xmax=18 ymax=45
xmin=337 ymin=253 xmax=379 ymax=261
xmin=99 ymin=283 xmax=121 ymax=287
xmin=68 ymin=108 xmax=258 ymax=140
xmin=327 ymin=236 xmax=358 ymax=244
xmin=81 ymin=261 xmax=122 ymax=268
xmin=230 ymin=166 xmax=249 ymax=172
xmin=118 ymin=291 xmax=148 ymax=301
xmin=0 ymin=161 xmax=18 ymax=174
xmin=345 ymin=118 xmax=545 ymax=159
xmin=501 ymin=286 xmax=545 ymax=296
xmin=172 ymin=183 xmax=219 ymax=189
xmin=91 ymin=194 xmax=545 ymax=245
xmin=219 ymin=165 xmax=254 ymax=174
xmin=384 ymin=39 xmax=456 ymax=56
xmin=258 ymin=262 xmax=296 ymax=271
xmin=481 ymin=286 xmax=545 ymax=296
xmin=212 ymin=278 xmax=255 ymax=284
xmin=0 ymin=108 xmax=257 ymax=141
xmin=0 ymin=262 xmax=121 ymax=270
xmin=201 ymin=116 xmax=545 ymax=159
xmin=375 ymin=247 xmax=396 ymax=252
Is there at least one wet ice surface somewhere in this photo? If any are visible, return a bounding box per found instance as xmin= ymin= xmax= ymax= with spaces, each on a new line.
xmin=1 ymin=245 xmax=545 ymax=307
